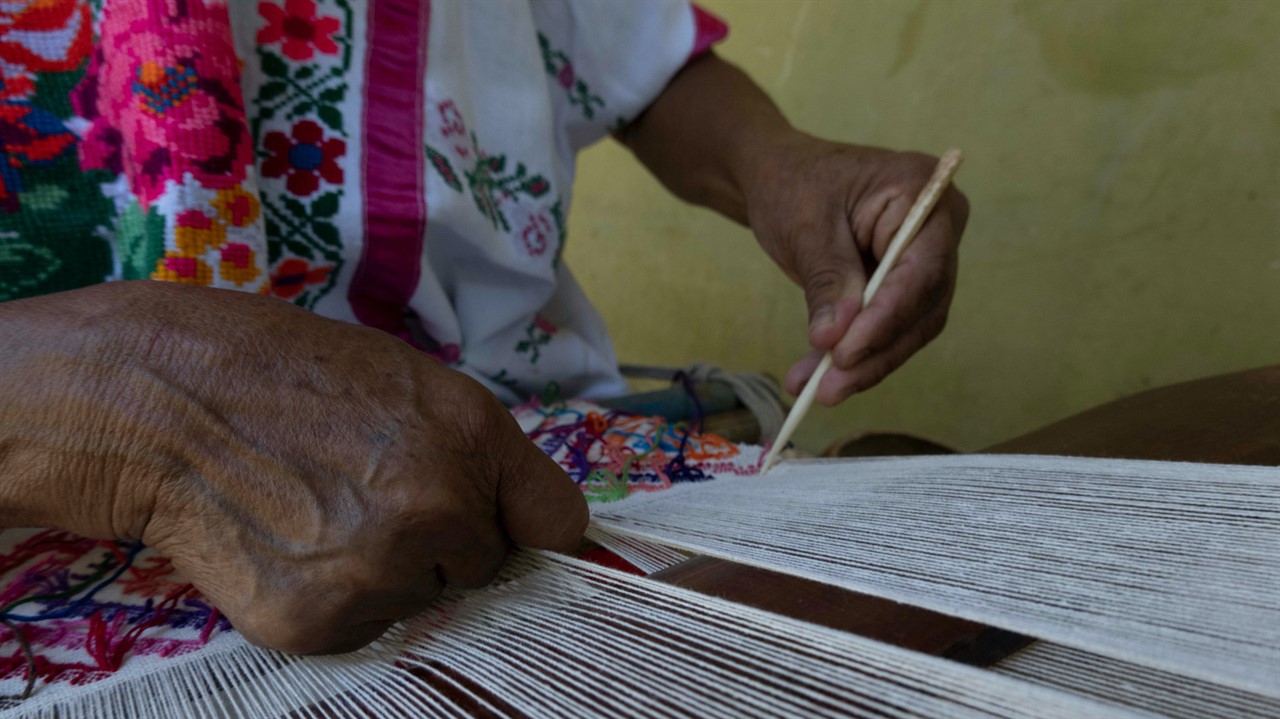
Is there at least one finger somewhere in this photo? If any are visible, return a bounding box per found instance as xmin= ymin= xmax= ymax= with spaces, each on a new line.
xmin=832 ymin=211 xmax=957 ymax=370
xmin=316 ymin=561 xmax=445 ymax=625
xmin=493 ymin=412 xmax=588 ymax=551
xmin=298 ymin=619 xmax=395 ymax=655
xmin=788 ymin=223 xmax=869 ymax=352
xmin=817 ymin=302 xmax=950 ymax=405
xmin=785 ymin=349 xmax=825 ymax=395
xmin=239 ymin=597 xmax=402 ymax=655
xmin=437 ymin=518 xmax=508 ymax=589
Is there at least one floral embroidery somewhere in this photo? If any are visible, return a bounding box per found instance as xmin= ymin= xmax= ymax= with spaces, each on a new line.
xmin=426 ymin=99 xmax=568 ymax=273
xmin=0 ymin=104 xmax=78 ymax=212
xmin=132 ymin=63 xmax=198 ymax=117
xmin=520 ymin=213 xmax=553 ymax=256
xmin=71 ymin=0 xmax=270 ymax=293
xmin=257 ymin=0 xmax=342 ymax=62
xmin=0 ymin=0 xmax=93 ymax=102
xmin=261 ymin=119 xmax=344 ymax=196
xmin=549 ymin=198 xmax=568 ymax=267
xmin=426 ymin=125 xmax=551 ymax=234
xmin=253 ymin=0 xmax=354 ymax=311
xmin=218 ymin=242 xmax=260 ymax=285
xmin=430 ymin=100 xmax=552 ymax=232
xmin=212 ymin=186 xmax=261 ymax=227
xmin=537 ymin=32 xmax=604 ymax=120
xmin=0 ymin=0 xmax=115 ymax=302
xmin=173 ymin=209 xmax=225 ymax=255
xmin=76 ymin=0 xmax=254 ymax=206
xmin=425 ymin=145 xmax=461 ymax=192
xmin=269 ymin=257 xmax=331 ymax=299
xmin=516 ymin=314 xmax=557 ymax=364
xmin=153 ymin=252 xmax=212 ymax=285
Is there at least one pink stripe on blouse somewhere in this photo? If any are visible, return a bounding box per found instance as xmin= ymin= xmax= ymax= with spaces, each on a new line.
xmin=690 ymin=4 xmax=729 ymax=59
xmin=350 ymin=0 xmax=431 ymax=343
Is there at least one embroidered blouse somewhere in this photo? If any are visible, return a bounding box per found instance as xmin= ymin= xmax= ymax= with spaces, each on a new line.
xmin=0 ymin=0 xmax=727 ymax=403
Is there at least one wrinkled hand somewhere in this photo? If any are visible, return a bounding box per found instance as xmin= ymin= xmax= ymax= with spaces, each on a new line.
xmin=0 ymin=282 xmax=586 ymax=654
xmin=745 ymin=136 xmax=969 ymax=405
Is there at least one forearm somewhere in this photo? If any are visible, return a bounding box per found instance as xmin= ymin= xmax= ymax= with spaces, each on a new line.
xmin=0 ymin=284 xmax=161 ymax=538
xmin=617 ymin=52 xmax=796 ymax=225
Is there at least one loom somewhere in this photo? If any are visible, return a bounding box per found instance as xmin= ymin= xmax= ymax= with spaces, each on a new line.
xmin=0 ymin=368 xmax=1274 ymax=717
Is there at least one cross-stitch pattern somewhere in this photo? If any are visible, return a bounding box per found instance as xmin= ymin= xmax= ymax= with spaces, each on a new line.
xmin=252 ymin=0 xmax=356 ymax=310
xmin=0 ymin=0 xmax=115 ymax=302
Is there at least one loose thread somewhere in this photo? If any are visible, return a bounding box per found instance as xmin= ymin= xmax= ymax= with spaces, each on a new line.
xmin=0 ymin=618 xmax=35 ymax=706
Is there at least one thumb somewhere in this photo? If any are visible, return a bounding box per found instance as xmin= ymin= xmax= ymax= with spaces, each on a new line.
xmin=494 ymin=422 xmax=588 ymax=552
xmin=793 ymin=229 xmax=868 ymax=351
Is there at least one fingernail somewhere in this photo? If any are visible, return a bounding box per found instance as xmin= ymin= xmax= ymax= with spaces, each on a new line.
xmin=809 ymin=305 xmax=835 ymax=333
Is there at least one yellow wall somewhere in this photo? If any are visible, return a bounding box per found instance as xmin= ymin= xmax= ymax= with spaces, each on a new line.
xmin=565 ymin=0 xmax=1280 ymax=452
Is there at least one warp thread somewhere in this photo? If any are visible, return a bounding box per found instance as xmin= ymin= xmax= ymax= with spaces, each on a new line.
xmin=0 ymin=398 xmax=759 ymax=703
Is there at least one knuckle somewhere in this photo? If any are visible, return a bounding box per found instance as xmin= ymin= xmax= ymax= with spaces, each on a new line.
xmin=801 ymin=265 xmax=848 ymax=305
xmin=851 ymin=364 xmax=890 ymax=394
xmin=833 ymin=344 xmax=871 ymax=370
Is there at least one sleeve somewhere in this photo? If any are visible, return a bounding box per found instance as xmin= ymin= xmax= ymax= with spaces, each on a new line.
xmin=530 ymin=0 xmax=728 ymax=152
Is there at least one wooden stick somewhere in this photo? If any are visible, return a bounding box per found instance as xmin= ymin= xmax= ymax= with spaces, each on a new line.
xmin=760 ymin=149 xmax=964 ymax=473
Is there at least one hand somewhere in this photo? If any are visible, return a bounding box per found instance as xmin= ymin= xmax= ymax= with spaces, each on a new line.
xmin=0 ymin=282 xmax=587 ymax=654
xmin=744 ymin=135 xmax=969 ymax=405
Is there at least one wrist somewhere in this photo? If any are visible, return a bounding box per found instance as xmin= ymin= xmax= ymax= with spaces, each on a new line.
xmin=730 ymin=126 xmax=814 ymax=210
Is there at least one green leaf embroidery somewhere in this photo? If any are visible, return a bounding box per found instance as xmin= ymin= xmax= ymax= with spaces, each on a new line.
xmin=295 ymin=66 xmax=315 ymax=80
xmin=20 ymin=185 xmax=68 ymax=211
xmin=536 ymin=32 xmax=606 ymax=121
xmin=116 ymin=202 xmax=165 ymax=280
xmin=312 ymin=192 xmax=341 ymax=218
xmin=282 ymin=236 xmax=315 ymax=260
xmin=0 ymin=238 xmax=63 ymax=301
xmin=259 ymin=81 xmax=288 ymax=101
xmin=311 ymin=222 xmax=340 ymax=248
xmin=550 ymin=199 xmax=567 ymax=268
xmin=425 ymin=146 xmax=462 ymax=192
xmin=317 ymin=85 xmax=345 ymax=103
xmin=281 ymin=196 xmax=308 ymax=220
xmin=317 ymin=105 xmax=344 ymax=133
xmin=260 ymin=52 xmax=288 ymax=78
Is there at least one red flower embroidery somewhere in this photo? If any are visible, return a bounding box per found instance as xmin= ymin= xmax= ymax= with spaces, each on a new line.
xmin=533 ymin=314 xmax=557 ymax=335
xmin=258 ymin=0 xmax=341 ymax=61
xmin=438 ymin=101 xmax=465 ymax=137
xmin=0 ymin=0 xmax=92 ymax=77
xmin=270 ymin=258 xmax=331 ymax=299
xmin=521 ymin=214 xmax=552 ymax=256
xmin=261 ymin=120 xmax=344 ymax=196
xmin=556 ymin=64 xmax=575 ymax=89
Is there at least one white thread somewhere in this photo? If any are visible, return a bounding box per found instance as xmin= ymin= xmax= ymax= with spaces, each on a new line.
xmin=0 ymin=549 xmax=1156 ymax=718
xmin=996 ymin=641 xmax=1280 ymax=719
xmin=583 ymin=525 xmax=689 ymax=574
xmin=591 ymin=454 xmax=1280 ymax=698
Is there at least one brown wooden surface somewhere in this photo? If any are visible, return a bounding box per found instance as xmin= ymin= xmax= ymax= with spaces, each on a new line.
xmin=653 ymin=366 xmax=1280 ymax=664
xmin=989 ymin=365 xmax=1280 ymax=464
